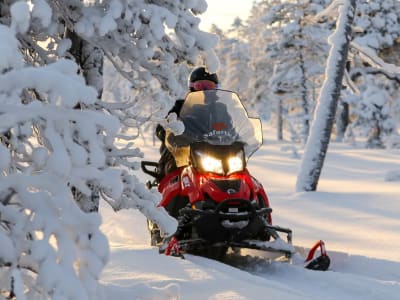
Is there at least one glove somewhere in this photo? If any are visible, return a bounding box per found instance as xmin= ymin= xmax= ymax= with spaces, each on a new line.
xmin=166 ymin=113 xmax=185 ymax=135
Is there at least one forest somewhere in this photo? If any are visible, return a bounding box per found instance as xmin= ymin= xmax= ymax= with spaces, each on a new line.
xmin=0 ymin=0 xmax=399 ymax=298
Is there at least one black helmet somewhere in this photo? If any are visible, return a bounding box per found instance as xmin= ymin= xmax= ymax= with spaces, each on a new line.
xmin=188 ymin=67 xmax=219 ymax=91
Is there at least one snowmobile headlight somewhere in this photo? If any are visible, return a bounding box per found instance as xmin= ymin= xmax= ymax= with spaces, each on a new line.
xmin=200 ymin=155 xmax=224 ymax=174
xmin=227 ymin=152 xmax=244 ymax=174
xmin=195 ymin=151 xmax=224 ymax=174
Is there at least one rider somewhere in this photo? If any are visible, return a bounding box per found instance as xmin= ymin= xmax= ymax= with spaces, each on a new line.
xmin=155 ymin=67 xmax=219 ymax=182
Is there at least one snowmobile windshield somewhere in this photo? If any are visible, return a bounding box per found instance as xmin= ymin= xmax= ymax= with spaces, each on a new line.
xmin=166 ymin=90 xmax=262 ymax=167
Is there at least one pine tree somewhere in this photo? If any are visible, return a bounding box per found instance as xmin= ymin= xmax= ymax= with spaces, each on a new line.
xmin=344 ymin=0 xmax=400 ymax=147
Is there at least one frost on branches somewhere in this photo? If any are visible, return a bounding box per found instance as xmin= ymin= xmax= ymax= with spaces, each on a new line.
xmin=0 ymin=18 xmax=109 ymax=300
xmin=0 ymin=0 xmax=217 ymax=298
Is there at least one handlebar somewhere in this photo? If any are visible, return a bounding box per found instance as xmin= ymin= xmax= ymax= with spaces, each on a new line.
xmin=141 ymin=161 xmax=160 ymax=179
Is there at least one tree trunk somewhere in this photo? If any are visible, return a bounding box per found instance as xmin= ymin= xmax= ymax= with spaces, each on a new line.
xmin=297 ymin=20 xmax=309 ymax=143
xmin=296 ymin=0 xmax=356 ymax=192
xmin=335 ymin=99 xmax=349 ymax=142
xmin=366 ymin=114 xmax=384 ymax=149
xmin=66 ymin=30 xmax=104 ymax=212
xmin=66 ymin=30 xmax=104 ymax=99
xmin=299 ymin=49 xmax=310 ymax=143
xmin=277 ymin=97 xmax=283 ymax=141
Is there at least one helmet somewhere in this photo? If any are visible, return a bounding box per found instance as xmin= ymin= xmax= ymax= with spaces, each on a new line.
xmin=188 ymin=67 xmax=219 ymax=91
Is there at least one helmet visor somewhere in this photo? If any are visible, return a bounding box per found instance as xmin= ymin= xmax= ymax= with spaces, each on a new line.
xmin=190 ymin=80 xmax=217 ymax=91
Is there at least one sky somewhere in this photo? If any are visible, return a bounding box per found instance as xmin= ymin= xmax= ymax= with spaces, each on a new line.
xmin=199 ymin=0 xmax=257 ymax=31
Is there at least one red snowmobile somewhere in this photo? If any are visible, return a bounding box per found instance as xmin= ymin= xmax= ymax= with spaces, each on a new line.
xmin=142 ymin=90 xmax=330 ymax=271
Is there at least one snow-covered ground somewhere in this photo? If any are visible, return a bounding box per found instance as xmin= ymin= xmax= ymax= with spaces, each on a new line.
xmin=99 ymin=128 xmax=400 ymax=299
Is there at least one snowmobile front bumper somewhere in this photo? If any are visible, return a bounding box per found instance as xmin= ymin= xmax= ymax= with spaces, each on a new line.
xmin=175 ymin=199 xmax=295 ymax=257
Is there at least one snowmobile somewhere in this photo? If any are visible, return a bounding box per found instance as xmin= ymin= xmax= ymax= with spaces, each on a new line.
xmin=142 ymin=89 xmax=330 ymax=271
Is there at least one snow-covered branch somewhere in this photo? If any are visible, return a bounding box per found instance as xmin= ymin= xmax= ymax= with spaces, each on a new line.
xmin=351 ymin=42 xmax=400 ymax=76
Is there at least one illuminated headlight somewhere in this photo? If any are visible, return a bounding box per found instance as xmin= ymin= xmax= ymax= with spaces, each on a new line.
xmin=197 ymin=151 xmax=224 ymax=174
xmin=228 ymin=153 xmax=244 ymax=174
xmin=194 ymin=148 xmax=245 ymax=175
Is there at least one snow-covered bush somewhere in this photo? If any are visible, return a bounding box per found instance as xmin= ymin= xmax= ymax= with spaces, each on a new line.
xmin=0 ymin=10 xmax=110 ymax=298
xmin=0 ymin=0 xmax=217 ymax=298
xmin=347 ymin=75 xmax=397 ymax=148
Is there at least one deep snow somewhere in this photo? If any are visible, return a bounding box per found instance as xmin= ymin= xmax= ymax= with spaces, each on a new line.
xmin=99 ymin=129 xmax=400 ymax=300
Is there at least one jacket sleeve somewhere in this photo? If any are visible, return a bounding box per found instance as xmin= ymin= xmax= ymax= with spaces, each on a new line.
xmin=169 ymin=99 xmax=185 ymax=115
xmin=156 ymin=124 xmax=165 ymax=141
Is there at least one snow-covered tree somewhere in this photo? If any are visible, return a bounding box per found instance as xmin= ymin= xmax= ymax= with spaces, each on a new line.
xmin=0 ymin=10 xmax=111 ymax=297
xmin=211 ymin=20 xmax=251 ymax=102
xmin=237 ymin=0 xmax=332 ymax=142
xmin=357 ymin=82 xmax=395 ymax=148
xmin=343 ymin=0 xmax=400 ymax=147
xmin=269 ymin=0 xmax=334 ymax=142
xmin=345 ymin=55 xmax=400 ymax=148
xmin=296 ymin=0 xmax=357 ymax=192
xmin=244 ymin=1 xmax=277 ymax=120
xmin=0 ymin=0 xmax=218 ymax=298
xmin=352 ymin=0 xmax=400 ymax=52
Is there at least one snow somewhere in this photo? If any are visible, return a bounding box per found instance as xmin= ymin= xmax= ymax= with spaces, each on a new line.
xmin=385 ymin=170 xmax=400 ymax=182
xmin=56 ymin=38 xmax=72 ymax=56
xmin=0 ymin=230 xmax=15 ymax=263
xmin=31 ymin=0 xmax=52 ymax=27
xmin=10 ymin=1 xmax=30 ymax=33
xmin=98 ymin=129 xmax=400 ymax=299
xmin=99 ymin=14 xmax=117 ymax=36
xmin=109 ymin=0 xmax=123 ymax=19
xmin=0 ymin=144 xmax=11 ymax=171
xmin=352 ymin=42 xmax=400 ymax=75
xmin=0 ymin=25 xmax=23 ymax=71
xmin=202 ymin=48 xmax=220 ymax=74
xmin=0 ymin=60 xmax=97 ymax=107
